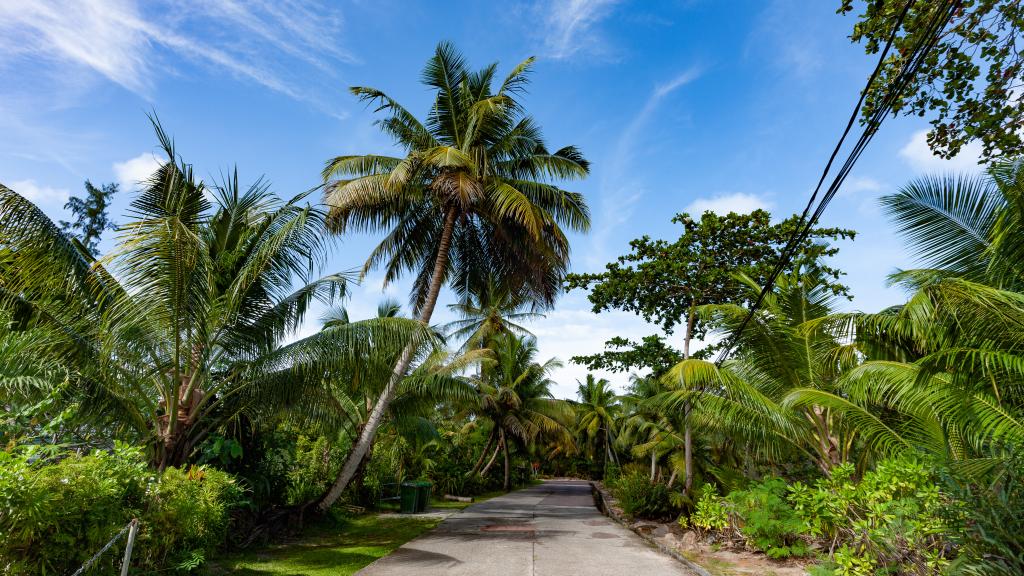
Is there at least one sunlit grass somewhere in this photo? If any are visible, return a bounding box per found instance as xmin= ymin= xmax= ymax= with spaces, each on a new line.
xmin=204 ymin=515 xmax=440 ymax=576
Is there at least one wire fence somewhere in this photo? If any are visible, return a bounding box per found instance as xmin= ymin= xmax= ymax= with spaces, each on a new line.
xmin=69 ymin=518 xmax=138 ymax=576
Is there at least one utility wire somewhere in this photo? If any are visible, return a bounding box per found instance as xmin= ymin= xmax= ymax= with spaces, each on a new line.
xmin=712 ymin=0 xmax=961 ymax=367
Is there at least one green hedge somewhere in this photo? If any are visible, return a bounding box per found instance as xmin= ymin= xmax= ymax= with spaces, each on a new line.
xmin=0 ymin=443 xmax=241 ymax=575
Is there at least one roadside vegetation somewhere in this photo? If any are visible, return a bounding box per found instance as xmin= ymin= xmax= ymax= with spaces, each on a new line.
xmin=3 ymin=3 xmax=1024 ymax=573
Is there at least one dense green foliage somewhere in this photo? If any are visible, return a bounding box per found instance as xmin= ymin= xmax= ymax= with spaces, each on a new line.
xmin=3 ymin=38 xmax=1024 ymax=576
xmin=841 ymin=0 xmax=1024 ymax=161
xmin=608 ymin=469 xmax=674 ymax=519
xmin=0 ymin=444 xmax=240 ymax=575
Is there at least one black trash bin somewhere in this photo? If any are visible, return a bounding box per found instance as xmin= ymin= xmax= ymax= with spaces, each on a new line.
xmin=399 ymin=482 xmax=419 ymax=514
xmin=413 ymin=481 xmax=432 ymax=512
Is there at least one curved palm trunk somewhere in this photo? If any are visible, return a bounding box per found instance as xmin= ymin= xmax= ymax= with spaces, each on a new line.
xmin=501 ymin=429 xmax=511 ymax=492
xmin=318 ymin=207 xmax=458 ymax=513
xmin=479 ymin=437 xmax=502 ymax=477
xmin=468 ymin=429 xmax=497 ymax=477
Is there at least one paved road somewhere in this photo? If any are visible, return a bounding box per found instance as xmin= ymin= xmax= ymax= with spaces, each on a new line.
xmin=357 ymin=480 xmax=693 ymax=576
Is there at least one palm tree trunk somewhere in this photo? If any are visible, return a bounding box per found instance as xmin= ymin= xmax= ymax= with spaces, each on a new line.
xmin=501 ymin=429 xmax=511 ymax=492
xmin=467 ymin=429 xmax=496 ymax=477
xmin=683 ymin=303 xmax=696 ymax=493
xmin=480 ymin=437 xmax=502 ymax=477
xmin=650 ymin=451 xmax=657 ymax=483
xmin=318 ymin=207 xmax=459 ymax=513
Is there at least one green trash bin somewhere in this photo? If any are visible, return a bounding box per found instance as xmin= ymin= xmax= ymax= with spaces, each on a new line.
xmin=399 ymin=482 xmax=419 ymax=514
xmin=414 ymin=481 xmax=432 ymax=512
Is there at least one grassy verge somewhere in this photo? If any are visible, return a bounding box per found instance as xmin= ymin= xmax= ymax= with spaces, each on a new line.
xmin=204 ymin=514 xmax=441 ymax=576
xmin=426 ymin=489 xmax=507 ymax=510
xmin=205 ymin=491 xmax=507 ymax=575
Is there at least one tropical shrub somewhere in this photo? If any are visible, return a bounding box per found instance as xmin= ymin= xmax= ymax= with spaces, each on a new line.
xmin=688 ymin=485 xmax=728 ymax=532
xmin=0 ymin=444 xmax=150 ymax=575
xmin=943 ymin=453 xmax=1024 ymax=576
xmin=137 ymin=465 xmax=243 ymax=570
xmin=788 ymin=458 xmax=951 ymax=574
xmin=726 ymin=478 xmax=810 ymax=559
xmin=0 ymin=445 xmax=243 ymax=574
xmin=610 ymin=470 xmax=674 ymax=519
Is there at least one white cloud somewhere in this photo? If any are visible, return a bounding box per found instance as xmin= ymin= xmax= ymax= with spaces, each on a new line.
xmin=8 ymin=179 xmax=70 ymax=207
xmin=899 ymin=129 xmax=982 ymax=174
xmin=684 ymin=192 xmax=769 ymax=215
xmin=538 ymin=0 xmax=620 ymax=60
xmin=525 ymin=299 xmax=657 ymax=398
xmin=113 ymin=152 xmax=164 ymax=192
xmin=0 ymin=0 xmax=351 ymax=115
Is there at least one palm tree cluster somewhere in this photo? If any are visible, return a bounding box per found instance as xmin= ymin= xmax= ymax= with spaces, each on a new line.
xmin=571 ymin=159 xmax=1024 ymax=505
xmin=0 ymin=43 xmax=590 ymax=515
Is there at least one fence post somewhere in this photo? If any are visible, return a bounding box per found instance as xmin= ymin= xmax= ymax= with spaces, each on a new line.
xmin=119 ymin=519 xmax=139 ymax=576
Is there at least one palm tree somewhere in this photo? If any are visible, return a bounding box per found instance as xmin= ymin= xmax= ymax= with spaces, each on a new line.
xmin=314 ymin=300 xmax=480 ymax=500
xmin=0 ymin=119 xmax=431 ymax=469
xmin=466 ymin=333 xmax=573 ymax=490
xmin=317 ymin=42 xmax=590 ymax=509
xmin=795 ymin=160 xmax=1024 ymax=473
xmin=574 ymin=374 xmax=620 ymax=478
xmin=444 ymin=277 xmax=543 ymax=354
xmin=618 ymin=374 xmax=690 ymax=485
xmin=655 ymin=267 xmax=857 ymax=476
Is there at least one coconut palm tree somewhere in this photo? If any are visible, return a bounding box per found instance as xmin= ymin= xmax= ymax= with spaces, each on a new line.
xmin=465 ymin=333 xmax=573 ymax=490
xmin=574 ymin=374 xmax=620 ymax=478
xmin=793 ymin=160 xmax=1024 ymax=474
xmin=654 ymin=267 xmax=857 ymax=476
xmin=313 ymin=300 xmax=480 ymax=499
xmin=0 ymin=119 xmax=431 ymax=469
xmin=444 ymin=277 xmax=543 ymax=354
xmin=317 ymin=42 xmax=590 ymax=509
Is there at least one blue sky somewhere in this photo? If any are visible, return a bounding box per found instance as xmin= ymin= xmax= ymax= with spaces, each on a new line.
xmin=0 ymin=0 xmax=984 ymax=397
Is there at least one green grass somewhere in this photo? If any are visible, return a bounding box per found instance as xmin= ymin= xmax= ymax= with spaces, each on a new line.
xmin=424 ymin=489 xmax=507 ymax=510
xmin=204 ymin=514 xmax=441 ymax=576
xmin=204 ymin=491 xmax=509 ymax=575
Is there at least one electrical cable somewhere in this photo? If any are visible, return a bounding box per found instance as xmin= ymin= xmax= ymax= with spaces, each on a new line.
xmin=712 ymin=0 xmax=961 ymax=367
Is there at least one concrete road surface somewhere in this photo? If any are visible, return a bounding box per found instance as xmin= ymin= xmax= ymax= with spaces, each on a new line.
xmin=357 ymin=479 xmax=694 ymax=576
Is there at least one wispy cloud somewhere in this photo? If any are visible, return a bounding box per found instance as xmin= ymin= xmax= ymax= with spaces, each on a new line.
xmin=685 ymin=192 xmax=770 ymax=215
xmin=588 ymin=68 xmax=701 ymax=266
xmin=0 ymin=0 xmax=352 ymax=115
xmin=537 ymin=0 xmax=620 ymax=60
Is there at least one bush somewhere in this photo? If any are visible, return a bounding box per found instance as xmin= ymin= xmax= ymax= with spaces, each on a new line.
xmin=0 ymin=444 xmax=243 ymax=575
xmin=137 ymin=465 xmax=243 ymax=570
xmin=610 ymin=470 xmax=674 ymax=519
xmin=0 ymin=443 xmax=150 ymax=575
xmin=943 ymin=453 xmax=1024 ymax=575
xmin=689 ymin=485 xmax=728 ymax=532
xmin=788 ymin=458 xmax=950 ymax=575
xmin=726 ymin=478 xmax=810 ymax=559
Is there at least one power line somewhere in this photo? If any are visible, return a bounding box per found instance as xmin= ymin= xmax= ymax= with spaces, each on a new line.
xmin=713 ymin=0 xmax=962 ymax=367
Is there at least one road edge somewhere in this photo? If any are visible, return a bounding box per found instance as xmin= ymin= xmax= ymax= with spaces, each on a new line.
xmin=590 ymin=482 xmax=713 ymax=576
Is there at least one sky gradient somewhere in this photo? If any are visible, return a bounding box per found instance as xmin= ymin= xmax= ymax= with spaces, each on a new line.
xmin=0 ymin=0 xmax=985 ymax=398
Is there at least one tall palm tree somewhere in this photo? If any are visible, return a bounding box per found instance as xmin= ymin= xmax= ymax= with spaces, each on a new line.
xmin=574 ymin=374 xmax=620 ymax=478
xmin=317 ymin=42 xmax=590 ymax=509
xmin=0 ymin=119 xmax=430 ymax=469
xmin=465 ymin=333 xmax=573 ymax=490
xmin=313 ymin=300 xmax=480 ymax=499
